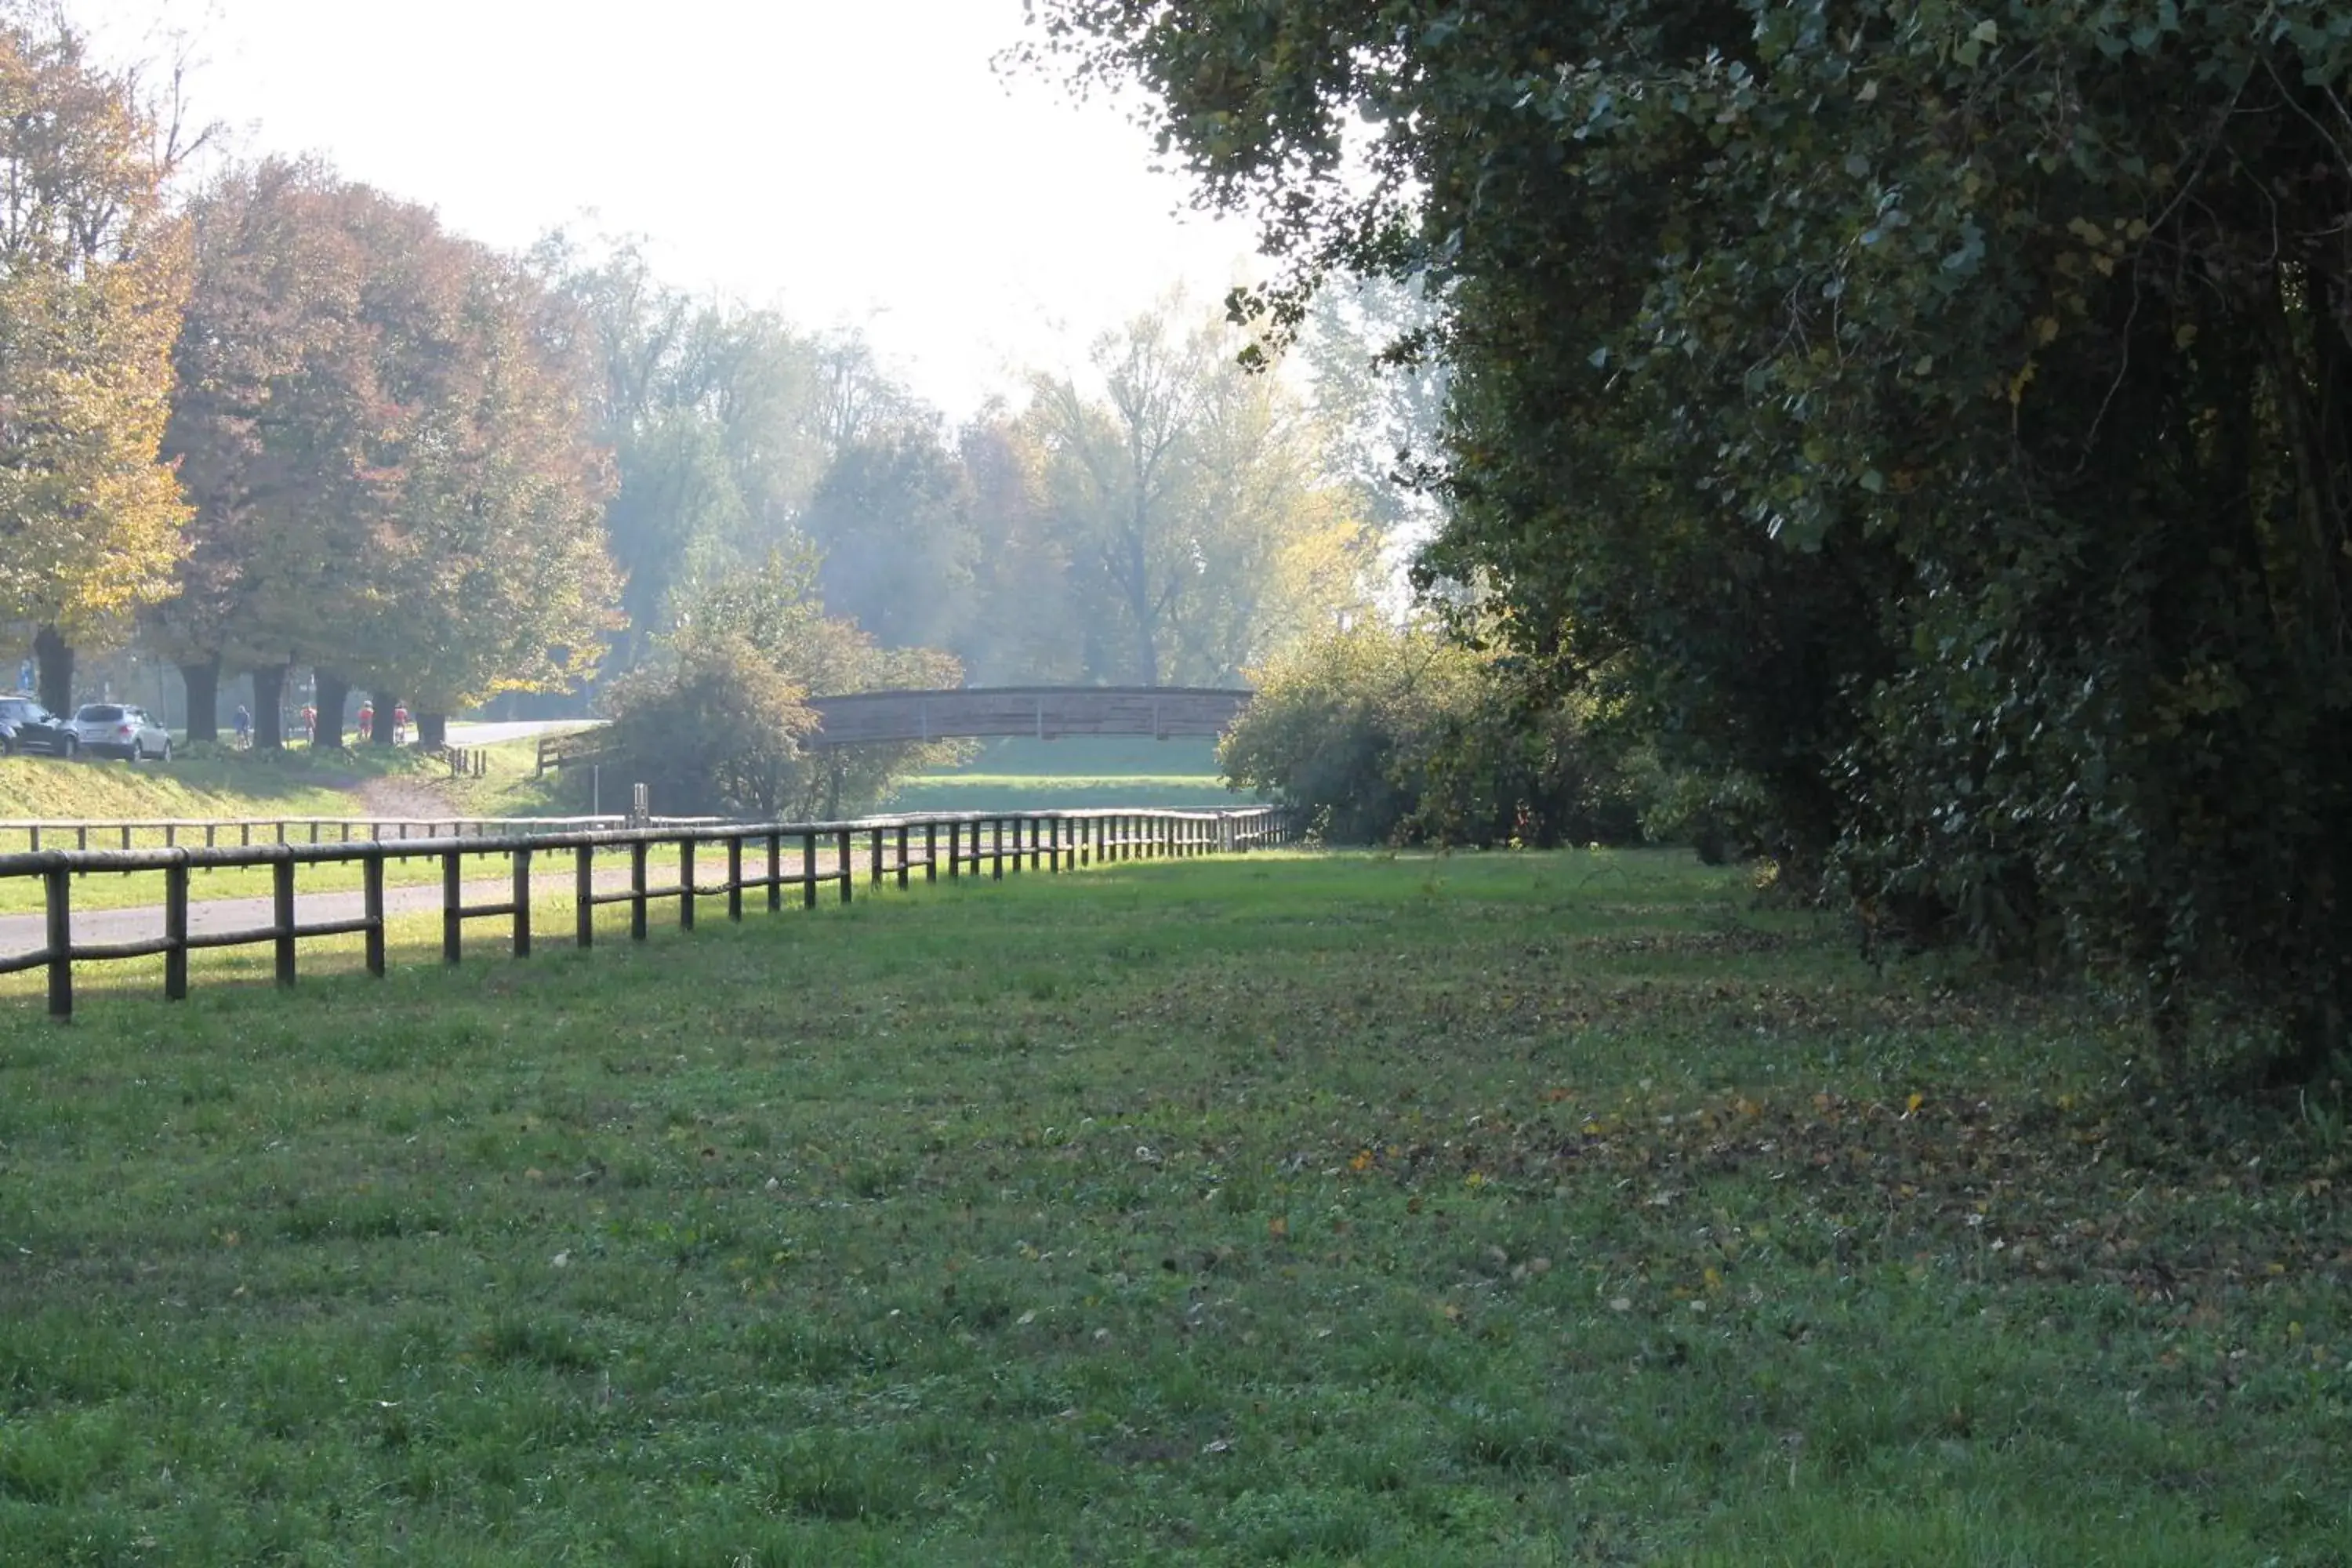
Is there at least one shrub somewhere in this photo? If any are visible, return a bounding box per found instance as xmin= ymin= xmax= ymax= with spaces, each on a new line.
xmin=1220 ymin=622 xmax=1639 ymax=848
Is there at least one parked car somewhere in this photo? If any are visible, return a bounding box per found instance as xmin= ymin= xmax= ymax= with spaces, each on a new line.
xmin=70 ymin=702 xmax=171 ymax=761
xmin=0 ymin=696 xmax=80 ymax=757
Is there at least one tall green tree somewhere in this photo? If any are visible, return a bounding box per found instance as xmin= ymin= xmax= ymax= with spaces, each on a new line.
xmin=1025 ymin=0 xmax=2352 ymax=1072
xmin=0 ymin=2 xmax=192 ymax=714
xmin=1025 ymin=299 xmax=1371 ymax=686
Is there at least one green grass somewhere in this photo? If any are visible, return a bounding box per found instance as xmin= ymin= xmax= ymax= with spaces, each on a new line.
xmin=1 ymin=851 xmax=2348 ymax=1563
xmin=888 ymin=735 xmax=1247 ymax=812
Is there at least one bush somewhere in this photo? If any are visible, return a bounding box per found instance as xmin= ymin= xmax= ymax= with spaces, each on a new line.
xmin=1220 ymin=623 xmax=1639 ymax=848
xmin=590 ymin=633 xmax=818 ymax=820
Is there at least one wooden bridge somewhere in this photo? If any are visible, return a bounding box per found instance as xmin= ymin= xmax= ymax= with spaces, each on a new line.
xmin=536 ymin=687 xmax=1254 ymax=775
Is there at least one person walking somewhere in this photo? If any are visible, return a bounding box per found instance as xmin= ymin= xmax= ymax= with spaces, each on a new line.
xmin=392 ymin=702 xmax=410 ymax=745
xmin=233 ymin=703 xmax=252 ymax=750
xmin=358 ymin=699 xmax=373 ymax=741
xmin=300 ymin=703 xmax=317 ymax=744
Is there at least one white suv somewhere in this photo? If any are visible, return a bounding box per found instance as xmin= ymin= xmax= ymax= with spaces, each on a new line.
xmin=71 ymin=703 xmax=172 ymax=761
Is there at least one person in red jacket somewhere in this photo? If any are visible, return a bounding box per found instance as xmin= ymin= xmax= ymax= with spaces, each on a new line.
xmin=358 ymin=699 xmax=373 ymax=741
xmin=392 ymin=702 xmax=410 ymax=745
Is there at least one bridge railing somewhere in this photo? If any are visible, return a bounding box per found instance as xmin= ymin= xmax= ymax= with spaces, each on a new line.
xmin=0 ymin=805 xmax=1296 ymax=1019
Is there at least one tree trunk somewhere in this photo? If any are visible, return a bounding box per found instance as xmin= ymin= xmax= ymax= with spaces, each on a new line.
xmin=33 ymin=626 xmax=73 ymax=717
xmin=249 ymin=664 xmax=288 ymax=752
xmin=314 ymin=671 xmax=351 ymax=749
xmin=180 ymin=657 xmax=221 ymax=743
xmin=370 ymin=691 xmax=401 ymax=747
xmin=418 ymin=710 xmax=448 ymax=750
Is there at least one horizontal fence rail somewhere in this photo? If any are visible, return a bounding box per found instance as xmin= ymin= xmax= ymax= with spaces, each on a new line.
xmin=0 ymin=813 xmax=721 ymax=853
xmin=0 ymin=806 xmax=1294 ymax=1019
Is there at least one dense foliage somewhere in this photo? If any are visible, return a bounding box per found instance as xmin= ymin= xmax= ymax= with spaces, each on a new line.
xmin=588 ymin=550 xmax=968 ymax=821
xmin=1220 ymin=622 xmax=1635 ymax=848
xmin=1029 ymin=0 xmax=2352 ymax=1071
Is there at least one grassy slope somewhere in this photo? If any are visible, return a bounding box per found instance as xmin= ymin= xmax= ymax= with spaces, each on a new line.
xmin=887 ymin=735 xmax=1247 ymax=812
xmin=0 ymin=745 xmax=581 ymax=913
xmin=0 ymin=851 xmax=2345 ymax=1563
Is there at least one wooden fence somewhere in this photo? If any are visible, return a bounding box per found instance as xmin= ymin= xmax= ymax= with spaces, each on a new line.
xmin=0 ymin=813 xmax=718 ymax=853
xmin=0 ymin=805 xmax=1294 ymax=1019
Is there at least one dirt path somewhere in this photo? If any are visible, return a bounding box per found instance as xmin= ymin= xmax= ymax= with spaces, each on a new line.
xmin=356 ymin=774 xmax=459 ymax=822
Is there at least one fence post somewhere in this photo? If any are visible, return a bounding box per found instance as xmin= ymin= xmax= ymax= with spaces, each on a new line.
xmin=1049 ymin=816 xmax=1062 ymax=873
xmin=273 ymin=856 xmax=296 ymax=988
xmin=681 ymin=839 xmax=696 ymax=931
xmin=924 ymin=822 xmax=937 ymax=884
xmin=895 ymin=824 xmax=909 ymax=890
xmin=575 ymin=844 xmax=595 ymax=949
xmin=442 ymin=849 xmax=463 ymax=964
xmin=630 ymin=840 xmax=649 ymax=940
xmin=946 ymin=820 xmax=960 ymax=880
xmin=992 ymin=818 xmax=1004 ymax=881
xmin=165 ymin=858 xmax=190 ymax=1000
xmin=44 ymin=862 xmax=71 ymax=1021
xmin=728 ymin=836 xmax=744 ymax=921
xmin=837 ymin=828 xmax=853 ymax=904
xmin=869 ymin=827 xmax=883 ymax=887
xmin=513 ymin=847 xmax=532 ymax=957
xmin=767 ymin=833 xmax=782 ymax=913
xmin=802 ymin=831 xmax=819 ymax=908
xmin=364 ymin=851 xmax=386 ymax=977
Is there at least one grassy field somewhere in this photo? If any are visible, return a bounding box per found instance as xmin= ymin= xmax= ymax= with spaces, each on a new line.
xmin=1 ymin=851 xmax=2347 ymax=1564
xmin=887 ymin=736 xmax=1247 ymax=813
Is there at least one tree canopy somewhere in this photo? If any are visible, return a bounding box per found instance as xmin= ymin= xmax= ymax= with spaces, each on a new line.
xmin=1025 ymin=0 xmax=2352 ymax=1070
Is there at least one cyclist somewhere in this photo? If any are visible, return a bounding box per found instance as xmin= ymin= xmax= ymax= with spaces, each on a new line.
xmin=233 ymin=703 xmax=252 ymax=750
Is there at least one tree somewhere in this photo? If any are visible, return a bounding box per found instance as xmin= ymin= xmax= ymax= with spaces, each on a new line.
xmin=802 ymin=421 xmax=978 ymax=655
xmin=160 ymin=166 xmax=620 ymax=748
xmin=1024 ymin=0 xmax=2352 ymax=1073
xmin=1025 ymin=299 xmax=1373 ymax=686
xmin=589 ymin=546 xmax=967 ymax=819
xmin=0 ymin=4 xmax=192 ymax=714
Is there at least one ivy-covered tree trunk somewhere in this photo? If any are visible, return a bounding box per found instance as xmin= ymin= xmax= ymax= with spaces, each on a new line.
xmin=370 ymin=691 xmax=401 ymax=748
xmin=33 ymin=626 xmax=73 ymax=717
xmin=249 ymin=664 xmax=288 ymax=752
xmin=180 ymin=657 xmax=220 ymax=742
xmin=313 ymin=672 xmax=350 ymax=749
xmin=417 ymin=711 xmax=448 ymax=750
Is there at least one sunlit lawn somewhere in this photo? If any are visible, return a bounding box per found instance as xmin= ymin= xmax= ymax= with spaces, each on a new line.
xmin=1 ymin=851 xmax=2347 ymax=1563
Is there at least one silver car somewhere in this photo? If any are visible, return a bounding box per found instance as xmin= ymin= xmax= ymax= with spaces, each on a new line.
xmin=71 ymin=703 xmax=172 ymax=761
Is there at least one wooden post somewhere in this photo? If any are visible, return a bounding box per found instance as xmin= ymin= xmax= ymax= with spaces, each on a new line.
xmin=869 ymin=826 xmax=883 ymax=887
xmin=513 ymin=847 xmax=532 ymax=957
xmin=364 ymin=852 xmax=386 ymax=977
xmin=76 ymin=826 xmax=88 ymax=850
xmin=165 ymin=859 xmax=190 ymax=1000
xmin=273 ymin=856 xmax=296 ymax=988
xmin=442 ymin=849 xmax=463 ymax=964
xmin=992 ymin=818 xmax=1004 ymax=881
xmin=837 ymin=828 xmax=853 ymax=904
xmin=924 ymin=822 xmax=938 ymax=884
xmin=575 ymin=844 xmax=595 ymax=949
xmin=120 ymin=825 xmax=132 ymax=849
xmin=44 ymin=863 xmax=71 ymax=1021
xmin=946 ymin=820 xmax=960 ymax=880
xmin=680 ymin=839 xmax=696 ymax=931
xmin=767 ymin=833 xmax=782 ymax=912
xmin=802 ymin=831 xmax=818 ymax=908
xmin=728 ymin=836 xmax=744 ymax=921
xmin=165 ymin=824 xmax=176 ymax=848
xmin=630 ymin=840 xmax=649 ymax=940
xmin=1031 ymin=818 xmax=1044 ymax=872
xmin=895 ymin=824 xmax=909 ymax=890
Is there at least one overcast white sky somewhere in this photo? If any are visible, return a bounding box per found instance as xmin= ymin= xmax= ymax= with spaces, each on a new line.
xmin=74 ymin=0 xmax=1265 ymax=419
